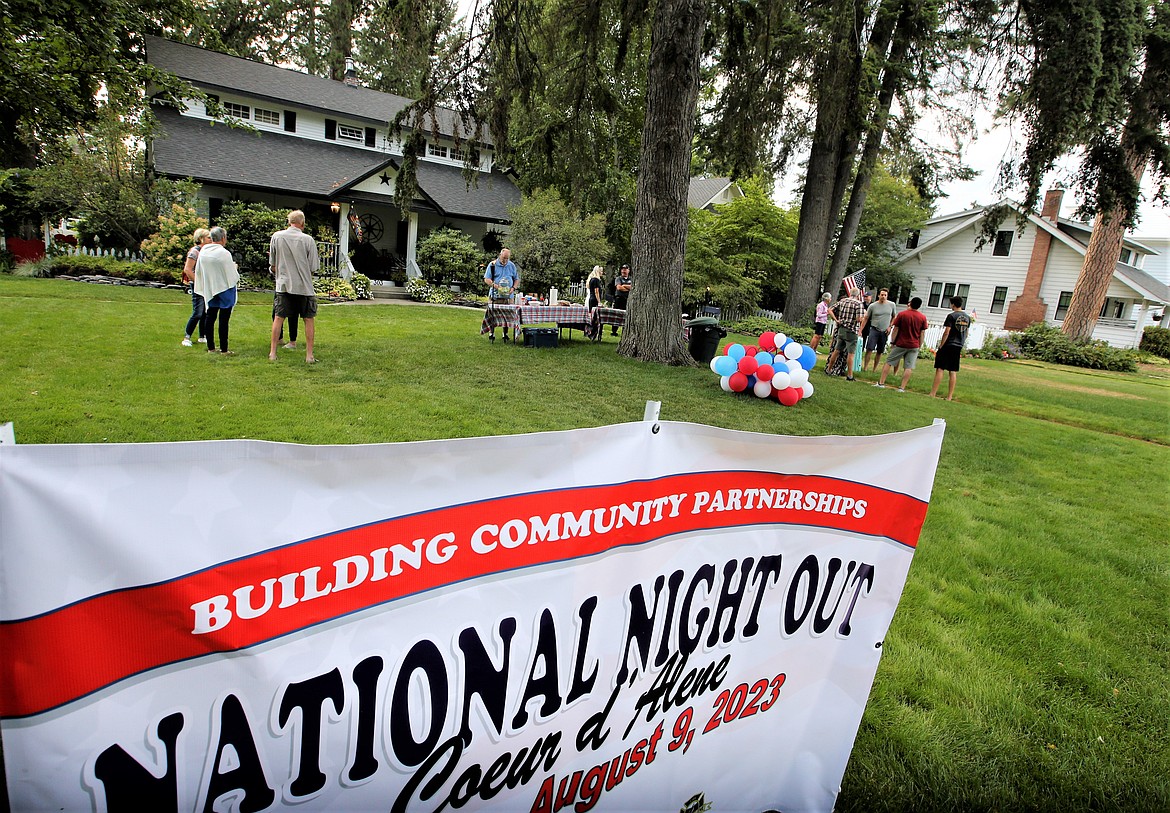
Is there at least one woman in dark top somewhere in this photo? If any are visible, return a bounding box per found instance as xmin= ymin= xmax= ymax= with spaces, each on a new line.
xmin=586 ymin=265 xmax=605 ymax=310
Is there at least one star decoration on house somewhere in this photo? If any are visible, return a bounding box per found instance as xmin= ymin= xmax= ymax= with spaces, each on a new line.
xmin=379 ymin=173 xmax=392 ymax=185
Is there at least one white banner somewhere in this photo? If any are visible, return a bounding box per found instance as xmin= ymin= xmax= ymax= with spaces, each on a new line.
xmin=0 ymin=420 xmax=944 ymax=813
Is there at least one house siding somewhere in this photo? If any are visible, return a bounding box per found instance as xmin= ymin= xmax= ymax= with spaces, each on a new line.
xmin=904 ymin=221 xmax=1036 ymax=328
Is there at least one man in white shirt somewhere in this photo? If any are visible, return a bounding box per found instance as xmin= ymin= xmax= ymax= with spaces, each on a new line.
xmin=269 ymin=210 xmax=320 ymax=363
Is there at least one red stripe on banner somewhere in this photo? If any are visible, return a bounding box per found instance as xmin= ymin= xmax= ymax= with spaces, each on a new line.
xmin=0 ymin=472 xmax=925 ymax=718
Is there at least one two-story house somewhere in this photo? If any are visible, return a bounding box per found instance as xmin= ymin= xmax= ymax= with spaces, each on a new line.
xmin=896 ymin=189 xmax=1168 ymax=348
xmin=145 ymin=36 xmax=521 ymax=279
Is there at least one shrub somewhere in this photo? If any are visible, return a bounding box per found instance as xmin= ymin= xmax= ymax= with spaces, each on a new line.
xmin=350 ymin=273 xmax=371 ymax=300
xmin=724 ymin=316 xmax=814 ymax=346
xmin=140 ymin=203 xmax=208 ymax=272
xmin=1139 ymin=326 xmax=1170 ymax=359
xmin=314 ymin=276 xmax=357 ymax=300
xmin=216 ymin=201 xmax=287 ymax=276
xmin=416 ymin=228 xmax=486 ymax=291
xmin=971 ymin=335 xmax=1016 ymax=360
xmin=405 ymin=277 xmax=454 ymax=304
xmin=1012 ymin=323 xmax=1138 ymax=372
xmin=31 ymin=254 xmax=180 ymax=284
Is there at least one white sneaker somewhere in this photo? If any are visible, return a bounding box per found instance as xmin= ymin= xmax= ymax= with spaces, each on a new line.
xmin=897 ymin=388 xmax=906 ymax=393
xmin=873 ymin=383 xmax=884 ymax=388
xmin=181 ymin=337 xmax=193 ymax=347
xmin=197 ymin=337 xmax=207 ymax=344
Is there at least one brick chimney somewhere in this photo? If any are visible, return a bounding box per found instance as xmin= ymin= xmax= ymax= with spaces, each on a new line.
xmin=343 ymin=57 xmax=359 ymax=88
xmin=1003 ymin=188 xmax=1063 ymax=329
xmin=1040 ymin=187 xmax=1064 ymax=221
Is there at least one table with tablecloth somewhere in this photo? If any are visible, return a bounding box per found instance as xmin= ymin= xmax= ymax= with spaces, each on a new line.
xmin=586 ymin=307 xmax=627 ymax=340
xmin=480 ymin=304 xmax=591 ymax=339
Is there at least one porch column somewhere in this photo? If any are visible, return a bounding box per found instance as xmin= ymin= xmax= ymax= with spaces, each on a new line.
xmin=338 ymin=203 xmax=351 ymax=276
xmin=405 ymin=212 xmax=420 ymax=278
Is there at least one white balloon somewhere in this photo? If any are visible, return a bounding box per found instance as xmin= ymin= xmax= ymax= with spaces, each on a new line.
xmin=789 ymin=368 xmax=809 ymax=388
xmin=784 ymin=342 xmax=803 ymax=360
xmin=720 ymin=375 xmax=733 ymax=392
xmin=774 ymin=332 xmax=787 ymax=347
xmin=771 ymin=371 xmax=791 ymax=390
xmin=753 ymin=380 xmax=773 ymax=398
xmin=710 ymin=356 xmax=721 ymax=373
xmin=786 ymin=359 xmax=803 ymax=373
xmin=801 ymin=382 xmax=815 ymax=399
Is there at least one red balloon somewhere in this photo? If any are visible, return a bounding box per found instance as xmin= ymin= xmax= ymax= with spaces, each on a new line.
xmin=745 ymin=345 xmax=759 ymax=356
xmin=758 ymin=331 xmax=776 ymax=351
xmin=729 ymin=372 xmax=749 ymax=392
xmin=755 ymin=363 xmax=775 ymax=382
xmin=778 ymin=387 xmax=801 ymax=406
xmin=737 ymin=355 xmax=759 ymax=375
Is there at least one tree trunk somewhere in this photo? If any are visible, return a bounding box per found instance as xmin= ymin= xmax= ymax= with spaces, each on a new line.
xmin=1060 ymin=27 xmax=1160 ymax=341
xmin=619 ymin=0 xmax=708 ymax=365
xmin=784 ymin=0 xmax=868 ymax=326
xmin=825 ymin=3 xmax=909 ymax=297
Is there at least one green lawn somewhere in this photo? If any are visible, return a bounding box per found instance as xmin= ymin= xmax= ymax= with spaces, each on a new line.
xmin=2 ymin=276 xmax=1168 ymax=811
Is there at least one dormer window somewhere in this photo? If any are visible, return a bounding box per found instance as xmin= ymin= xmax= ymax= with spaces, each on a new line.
xmin=255 ymin=108 xmax=280 ymax=126
xmin=337 ymin=124 xmax=364 ymax=142
xmin=224 ymin=102 xmax=250 ymax=120
xmin=428 ymin=143 xmax=449 ymax=159
xmin=1119 ymin=247 xmax=1133 ymax=265
xmin=450 ymin=145 xmax=466 ymax=162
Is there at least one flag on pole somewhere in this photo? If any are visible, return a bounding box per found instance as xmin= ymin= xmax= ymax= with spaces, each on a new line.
xmin=843 ymin=268 xmax=867 ymax=297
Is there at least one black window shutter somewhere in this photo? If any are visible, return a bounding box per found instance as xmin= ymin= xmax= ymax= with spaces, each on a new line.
xmin=365 ymin=127 xmax=376 ymax=147
xmin=284 ymin=111 xmax=297 ymax=132
xmin=325 ymin=119 xmax=337 ymax=140
xmin=204 ymin=94 xmax=219 ymax=116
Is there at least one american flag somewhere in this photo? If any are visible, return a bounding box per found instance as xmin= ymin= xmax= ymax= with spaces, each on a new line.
xmin=843 ymin=268 xmax=867 ymax=297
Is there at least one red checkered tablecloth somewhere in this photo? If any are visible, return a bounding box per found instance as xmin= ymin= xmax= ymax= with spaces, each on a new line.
xmin=480 ymin=304 xmax=590 ymax=336
xmin=587 ymin=307 xmax=626 ymax=339
xmin=480 ymin=305 xmax=521 ymax=335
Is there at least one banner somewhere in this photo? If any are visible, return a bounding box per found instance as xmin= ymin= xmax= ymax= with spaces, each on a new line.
xmin=0 ymin=420 xmax=944 ymax=813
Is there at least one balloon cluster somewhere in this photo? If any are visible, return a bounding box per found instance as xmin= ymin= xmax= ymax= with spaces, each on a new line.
xmin=709 ymin=331 xmax=817 ymax=406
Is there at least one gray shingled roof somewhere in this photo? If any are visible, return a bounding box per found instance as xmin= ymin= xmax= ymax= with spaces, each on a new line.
xmin=145 ymin=35 xmax=483 ymax=145
xmin=1114 ymin=263 xmax=1170 ymax=303
xmin=151 ymin=107 xmax=519 ymax=222
xmin=688 ymin=176 xmax=733 ymax=208
xmin=151 ymin=107 xmax=391 ymax=196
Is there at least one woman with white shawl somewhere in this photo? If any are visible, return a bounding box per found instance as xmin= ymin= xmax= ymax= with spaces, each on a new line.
xmin=194 ymin=226 xmax=241 ymax=354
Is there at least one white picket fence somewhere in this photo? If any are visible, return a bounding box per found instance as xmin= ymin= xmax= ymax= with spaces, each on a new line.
xmin=56 ymin=245 xmax=145 ymax=262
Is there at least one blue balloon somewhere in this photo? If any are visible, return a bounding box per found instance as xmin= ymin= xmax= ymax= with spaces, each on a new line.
xmin=800 ymin=345 xmax=818 ymax=371
xmin=713 ymin=355 xmax=737 ymax=377
xmin=746 ymin=375 xmax=757 ymax=389
xmin=756 ymin=351 xmax=774 ymax=367
xmin=726 ymin=343 xmax=746 ymax=360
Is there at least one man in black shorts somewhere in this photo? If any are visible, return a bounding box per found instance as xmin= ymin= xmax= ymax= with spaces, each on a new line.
xmin=269 ymin=210 xmax=320 ymax=363
xmin=929 ymin=295 xmax=971 ymax=400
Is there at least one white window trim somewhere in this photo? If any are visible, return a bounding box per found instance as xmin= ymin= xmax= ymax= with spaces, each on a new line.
xmin=337 ymin=124 xmax=364 ymax=142
xmin=254 ymin=108 xmax=280 ymax=126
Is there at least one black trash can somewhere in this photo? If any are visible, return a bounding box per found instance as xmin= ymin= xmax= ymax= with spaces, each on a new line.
xmin=687 ymin=316 xmax=726 ymax=363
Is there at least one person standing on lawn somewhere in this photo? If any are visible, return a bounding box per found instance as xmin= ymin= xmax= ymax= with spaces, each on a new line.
xmin=181 ymin=228 xmax=211 ymax=346
xmin=859 ymin=288 xmax=897 ymax=372
xmin=811 ymin=292 xmax=831 ymax=351
xmin=484 ymin=247 xmax=521 ymax=342
xmin=825 ymin=290 xmax=865 ymax=381
xmin=269 ymin=209 xmax=320 ymax=363
xmin=930 ymin=295 xmax=972 ymax=400
xmin=875 ymin=296 xmax=929 ymax=391
xmin=194 ymin=227 xmax=239 ymax=354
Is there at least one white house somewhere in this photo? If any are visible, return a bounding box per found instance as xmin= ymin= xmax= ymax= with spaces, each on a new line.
xmin=896 ymin=189 xmax=1169 ymax=348
xmin=145 ymin=36 xmax=521 ymax=279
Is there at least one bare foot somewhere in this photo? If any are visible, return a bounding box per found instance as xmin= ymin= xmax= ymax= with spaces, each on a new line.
xmin=306 ymin=357 xmax=317 ymax=364
xmin=268 ymin=353 xmax=277 ymax=361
